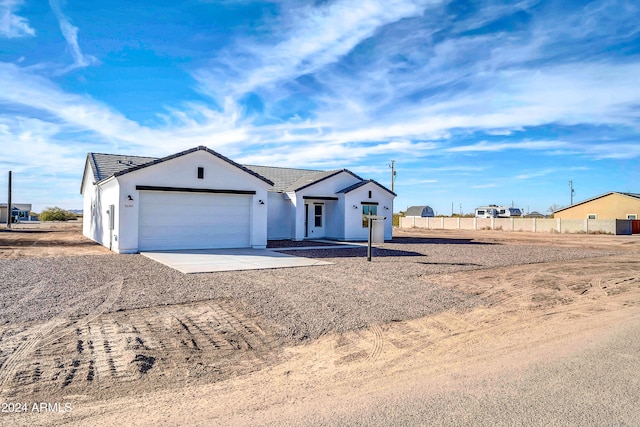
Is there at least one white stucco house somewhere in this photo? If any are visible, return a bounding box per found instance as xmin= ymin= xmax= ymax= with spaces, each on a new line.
xmin=81 ymin=146 xmax=396 ymax=253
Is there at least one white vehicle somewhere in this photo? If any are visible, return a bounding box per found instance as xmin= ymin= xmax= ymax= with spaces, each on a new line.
xmin=475 ymin=206 xmax=499 ymax=218
xmin=497 ymin=207 xmax=523 ymax=218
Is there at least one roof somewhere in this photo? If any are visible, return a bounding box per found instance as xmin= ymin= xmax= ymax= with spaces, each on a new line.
xmin=85 ymin=146 xmax=273 ymax=186
xmin=83 ymin=146 xmax=391 ymax=195
xmin=336 ymin=179 xmax=396 ymax=196
xmin=554 ymin=192 xmax=640 ymax=213
xmin=0 ymin=203 xmax=32 ymax=209
xmin=88 ymin=153 xmax=158 ymax=182
xmin=243 ymin=165 xmax=333 ymax=192
xmin=405 ymin=206 xmax=430 ymax=216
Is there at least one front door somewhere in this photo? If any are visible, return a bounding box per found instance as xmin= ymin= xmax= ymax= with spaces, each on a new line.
xmin=307 ymin=203 xmax=325 ymax=239
xmin=305 ymin=204 xmax=309 ymax=237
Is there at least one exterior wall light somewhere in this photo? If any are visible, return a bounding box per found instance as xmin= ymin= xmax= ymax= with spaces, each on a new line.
xmin=259 ymin=200 xmax=265 ymax=205
xmin=353 ymin=205 xmax=358 ymax=209
xmin=127 ymin=195 xmax=134 ymax=201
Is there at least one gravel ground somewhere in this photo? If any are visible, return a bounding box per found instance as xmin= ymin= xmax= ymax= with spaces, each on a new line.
xmin=266 ymin=239 xmax=340 ymax=248
xmin=0 ymin=241 xmax=613 ymax=342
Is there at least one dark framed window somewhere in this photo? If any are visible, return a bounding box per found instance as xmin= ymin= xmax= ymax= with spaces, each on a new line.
xmin=314 ymin=205 xmax=322 ymax=227
xmin=368 ymin=190 xmax=372 ymax=198
xmin=197 ymin=167 xmax=204 ymax=179
xmin=362 ymin=204 xmax=377 ymax=227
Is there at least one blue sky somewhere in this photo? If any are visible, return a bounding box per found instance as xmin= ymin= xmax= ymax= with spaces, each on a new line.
xmin=1 ymin=0 xmax=639 ymax=215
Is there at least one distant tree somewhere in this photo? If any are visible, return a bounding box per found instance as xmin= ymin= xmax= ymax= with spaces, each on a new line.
xmin=547 ymin=204 xmax=561 ymax=213
xmin=39 ymin=207 xmax=76 ymax=221
xmin=392 ymin=211 xmax=406 ymax=227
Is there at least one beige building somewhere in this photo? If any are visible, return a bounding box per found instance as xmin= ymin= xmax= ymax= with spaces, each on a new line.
xmin=553 ymin=192 xmax=640 ymax=220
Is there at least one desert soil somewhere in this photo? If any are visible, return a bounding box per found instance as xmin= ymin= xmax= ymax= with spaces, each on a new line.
xmin=0 ymin=223 xmax=638 ymax=426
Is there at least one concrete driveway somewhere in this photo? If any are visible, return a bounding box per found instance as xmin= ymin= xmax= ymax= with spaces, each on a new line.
xmin=141 ymin=248 xmax=333 ymax=274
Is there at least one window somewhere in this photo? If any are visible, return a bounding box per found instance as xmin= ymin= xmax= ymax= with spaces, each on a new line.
xmin=368 ymin=190 xmax=372 ymax=199
xmin=314 ymin=205 xmax=322 ymax=227
xmin=197 ymin=167 xmax=204 ymax=179
xmin=587 ymin=214 xmax=597 ymax=219
xmin=362 ymin=204 xmax=377 ymax=227
xmin=628 ymin=214 xmax=638 ymax=220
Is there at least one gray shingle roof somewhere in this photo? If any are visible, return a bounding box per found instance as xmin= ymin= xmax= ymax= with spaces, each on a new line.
xmin=243 ymin=165 xmax=331 ymax=192
xmin=85 ymin=146 xmax=273 ymax=186
xmin=405 ymin=206 xmax=428 ymax=216
xmin=88 ymin=153 xmax=158 ymax=182
xmin=337 ymin=179 xmax=396 ymax=196
xmin=84 ymin=147 xmax=395 ymax=195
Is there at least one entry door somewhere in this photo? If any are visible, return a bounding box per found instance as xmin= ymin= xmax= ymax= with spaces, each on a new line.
xmin=309 ymin=203 xmax=325 ymax=238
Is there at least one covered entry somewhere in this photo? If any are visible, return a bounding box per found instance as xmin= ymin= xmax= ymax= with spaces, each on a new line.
xmin=303 ymin=196 xmax=338 ymax=239
xmin=138 ymin=190 xmax=252 ymax=250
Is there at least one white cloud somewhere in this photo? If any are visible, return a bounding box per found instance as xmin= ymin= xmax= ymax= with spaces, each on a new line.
xmin=0 ymin=0 xmax=35 ymax=38
xmin=0 ymin=63 xmax=255 ymax=156
xmin=448 ymin=140 xmax=567 ymax=153
xmin=195 ymin=0 xmax=442 ymax=98
xmin=48 ymin=0 xmax=98 ymax=72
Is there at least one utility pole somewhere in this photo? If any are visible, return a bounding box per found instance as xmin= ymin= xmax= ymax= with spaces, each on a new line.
xmin=389 ymin=160 xmax=396 ymax=192
xmin=6 ymin=171 xmax=12 ymax=229
xmin=569 ymin=180 xmax=575 ymax=205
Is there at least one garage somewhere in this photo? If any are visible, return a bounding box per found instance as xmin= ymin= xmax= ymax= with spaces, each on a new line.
xmin=138 ymin=191 xmax=252 ymax=250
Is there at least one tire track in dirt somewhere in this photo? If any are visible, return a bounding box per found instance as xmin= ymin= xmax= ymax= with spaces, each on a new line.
xmin=366 ymin=324 xmax=384 ymax=361
xmin=0 ymin=300 xmax=279 ymax=396
xmin=0 ymin=318 xmax=65 ymax=393
xmin=0 ymin=278 xmax=123 ymax=394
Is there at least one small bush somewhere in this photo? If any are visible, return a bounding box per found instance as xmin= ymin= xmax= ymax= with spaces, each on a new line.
xmin=39 ymin=207 xmax=76 ymax=222
xmin=393 ymin=212 xmax=405 ymax=227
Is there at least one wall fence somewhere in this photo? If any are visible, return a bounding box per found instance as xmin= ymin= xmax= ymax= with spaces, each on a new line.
xmin=399 ymin=217 xmax=635 ymax=235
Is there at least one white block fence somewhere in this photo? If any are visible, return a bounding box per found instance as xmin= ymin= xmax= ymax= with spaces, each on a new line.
xmin=399 ymin=217 xmax=633 ymax=235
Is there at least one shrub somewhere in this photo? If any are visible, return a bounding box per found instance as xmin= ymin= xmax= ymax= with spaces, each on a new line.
xmin=393 ymin=212 xmax=405 ymax=227
xmin=39 ymin=207 xmax=76 ymax=222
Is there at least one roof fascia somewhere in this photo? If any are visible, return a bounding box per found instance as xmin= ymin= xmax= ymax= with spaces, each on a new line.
xmin=553 ymin=192 xmax=615 ymax=213
xmin=110 ymin=146 xmax=274 ymax=186
xmin=294 ymin=169 xmax=362 ymax=192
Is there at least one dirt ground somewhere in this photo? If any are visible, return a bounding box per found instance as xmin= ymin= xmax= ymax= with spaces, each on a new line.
xmin=0 ymin=221 xmax=111 ymax=258
xmin=0 ymin=224 xmax=639 ymax=426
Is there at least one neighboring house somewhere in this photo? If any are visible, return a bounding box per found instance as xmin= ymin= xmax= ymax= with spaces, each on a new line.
xmin=553 ymin=192 xmax=640 ymax=220
xmin=0 ymin=203 xmax=32 ymax=223
xmin=81 ymin=146 xmax=396 ymax=253
xmin=405 ymin=205 xmax=435 ymax=217
xmin=523 ymin=211 xmax=546 ymax=218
